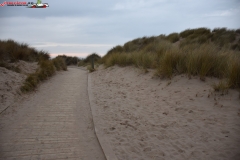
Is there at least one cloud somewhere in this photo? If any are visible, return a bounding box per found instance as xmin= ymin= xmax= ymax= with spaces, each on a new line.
xmin=31 ymin=42 xmax=113 ymax=48
xmin=204 ymin=9 xmax=236 ymax=17
xmin=112 ymin=0 xmax=147 ymax=10
xmin=50 ymin=53 xmax=90 ymax=58
xmin=112 ymin=0 xmax=167 ymax=11
xmin=1 ymin=0 xmax=240 ymax=58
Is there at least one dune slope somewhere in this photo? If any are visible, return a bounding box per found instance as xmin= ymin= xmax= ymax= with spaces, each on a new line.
xmin=90 ymin=65 xmax=240 ymax=160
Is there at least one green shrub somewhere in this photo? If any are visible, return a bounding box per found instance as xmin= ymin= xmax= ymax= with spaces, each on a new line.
xmin=197 ymin=34 xmax=210 ymax=44
xmin=84 ymin=53 xmax=101 ymax=63
xmin=21 ymin=60 xmax=57 ymax=92
xmin=180 ymin=29 xmax=195 ymax=38
xmin=212 ymin=28 xmax=227 ymax=33
xmin=36 ymin=61 xmax=55 ymax=81
xmin=78 ymin=60 xmax=86 ymax=66
xmin=107 ymin=45 xmax=124 ymax=55
xmin=236 ymin=29 xmax=240 ymax=34
xmin=180 ymin=28 xmax=211 ymax=39
xmin=211 ymin=28 xmax=236 ymax=47
xmin=87 ymin=65 xmax=96 ymax=72
xmin=55 ymin=55 xmax=80 ymax=66
xmin=165 ymin=33 xmax=179 ymax=43
xmin=52 ymin=57 xmax=67 ymax=71
xmin=21 ymin=73 xmax=39 ymax=92
xmin=194 ymin=27 xmax=211 ymax=35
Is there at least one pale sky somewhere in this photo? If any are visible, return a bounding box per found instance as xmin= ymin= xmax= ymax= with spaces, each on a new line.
xmin=1 ymin=0 xmax=240 ymax=58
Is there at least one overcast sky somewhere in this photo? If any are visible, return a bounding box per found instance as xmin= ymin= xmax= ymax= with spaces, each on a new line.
xmin=1 ymin=0 xmax=240 ymax=58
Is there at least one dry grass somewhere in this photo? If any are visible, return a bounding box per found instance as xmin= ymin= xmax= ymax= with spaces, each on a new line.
xmin=87 ymin=65 xmax=96 ymax=72
xmin=0 ymin=39 xmax=69 ymax=92
xmin=55 ymin=55 xmax=79 ymax=66
xmin=165 ymin=33 xmax=179 ymax=43
xmin=156 ymin=48 xmax=181 ymax=78
xmin=0 ymin=39 xmax=49 ymax=62
xmin=21 ymin=57 xmax=67 ymax=92
xmin=100 ymin=27 xmax=240 ymax=91
xmin=52 ymin=57 xmax=67 ymax=71
xmin=212 ymin=80 xmax=229 ymax=95
xmin=21 ymin=60 xmax=55 ymax=92
xmin=227 ymin=56 xmax=240 ymax=88
xmin=78 ymin=53 xmax=101 ymax=67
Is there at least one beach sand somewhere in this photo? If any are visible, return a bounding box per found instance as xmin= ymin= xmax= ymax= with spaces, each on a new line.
xmin=90 ymin=65 xmax=240 ymax=160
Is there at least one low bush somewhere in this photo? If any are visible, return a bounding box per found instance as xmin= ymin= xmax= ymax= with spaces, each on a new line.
xmin=0 ymin=39 xmax=48 ymax=62
xmin=87 ymin=65 xmax=96 ymax=72
xmin=211 ymin=28 xmax=236 ymax=47
xmin=52 ymin=57 xmax=67 ymax=71
xmin=21 ymin=73 xmax=39 ymax=92
xmin=38 ymin=60 xmax=56 ymax=81
xmin=21 ymin=60 xmax=57 ymax=92
xmin=56 ymin=55 xmax=79 ymax=66
xmin=20 ymin=57 xmax=67 ymax=93
xmin=78 ymin=53 xmax=101 ymax=68
xmin=84 ymin=53 xmax=101 ymax=63
xmin=180 ymin=29 xmax=195 ymax=38
xmin=165 ymin=33 xmax=179 ymax=43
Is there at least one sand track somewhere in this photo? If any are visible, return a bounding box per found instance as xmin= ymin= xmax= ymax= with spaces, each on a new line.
xmin=0 ymin=67 xmax=106 ymax=160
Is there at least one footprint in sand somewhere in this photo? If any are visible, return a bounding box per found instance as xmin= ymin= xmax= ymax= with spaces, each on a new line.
xmin=143 ymin=147 xmax=152 ymax=152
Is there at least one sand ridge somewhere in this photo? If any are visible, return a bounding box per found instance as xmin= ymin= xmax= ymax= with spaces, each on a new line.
xmin=90 ymin=65 xmax=240 ymax=160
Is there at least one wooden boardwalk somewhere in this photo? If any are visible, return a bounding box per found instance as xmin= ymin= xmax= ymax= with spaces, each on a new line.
xmin=0 ymin=68 xmax=106 ymax=160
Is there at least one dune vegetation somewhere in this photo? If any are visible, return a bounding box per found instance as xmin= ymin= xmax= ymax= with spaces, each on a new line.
xmin=100 ymin=27 xmax=240 ymax=92
xmin=78 ymin=53 xmax=101 ymax=72
xmin=0 ymin=39 xmax=67 ymax=92
xmin=55 ymin=55 xmax=80 ymax=66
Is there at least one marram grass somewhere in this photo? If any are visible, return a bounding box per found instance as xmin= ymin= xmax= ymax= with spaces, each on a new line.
xmin=101 ymin=29 xmax=240 ymax=91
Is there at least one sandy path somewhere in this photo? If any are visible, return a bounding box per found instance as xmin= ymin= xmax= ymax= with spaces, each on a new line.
xmin=0 ymin=67 xmax=106 ymax=160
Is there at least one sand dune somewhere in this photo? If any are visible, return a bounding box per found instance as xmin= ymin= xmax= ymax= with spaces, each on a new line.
xmin=0 ymin=60 xmax=38 ymax=113
xmin=90 ymin=65 xmax=240 ymax=160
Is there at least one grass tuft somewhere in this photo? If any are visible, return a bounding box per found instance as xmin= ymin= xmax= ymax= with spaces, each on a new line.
xmin=212 ymin=80 xmax=229 ymax=95
xmin=87 ymin=65 xmax=96 ymax=72
xmin=52 ymin=57 xmax=67 ymax=71
xmin=227 ymin=57 xmax=240 ymax=88
xmin=165 ymin=33 xmax=179 ymax=43
xmin=156 ymin=48 xmax=181 ymax=78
